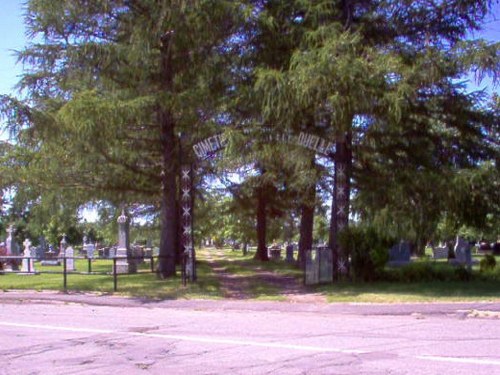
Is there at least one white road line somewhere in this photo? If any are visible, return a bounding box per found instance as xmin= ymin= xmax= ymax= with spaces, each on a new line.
xmin=0 ymin=321 xmax=365 ymax=354
xmin=417 ymin=355 xmax=500 ymax=366
xmin=2 ymin=321 xmax=500 ymax=366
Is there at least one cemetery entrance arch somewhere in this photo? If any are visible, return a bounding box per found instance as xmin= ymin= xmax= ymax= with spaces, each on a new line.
xmin=181 ymin=130 xmax=350 ymax=284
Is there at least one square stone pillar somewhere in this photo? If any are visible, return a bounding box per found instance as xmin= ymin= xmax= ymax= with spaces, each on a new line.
xmin=114 ymin=210 xmax=136 ymax=274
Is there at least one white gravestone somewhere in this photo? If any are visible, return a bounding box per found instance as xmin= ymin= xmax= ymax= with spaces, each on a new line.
xmin=65 ymin=246 xmax=76 ymax=271
xmin=58 ymin=234 xmax=68 ymax=260
xmin=83 ymin=243 xmax=95 ymax=259
xmin=20 ymin=238 xmax=35 ymax=274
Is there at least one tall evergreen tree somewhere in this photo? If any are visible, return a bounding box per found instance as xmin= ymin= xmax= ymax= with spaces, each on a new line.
xmin=256 ymin=0 xmax=499 ymax=276
xmin=0 ymin=0 xmax=241 ymax=277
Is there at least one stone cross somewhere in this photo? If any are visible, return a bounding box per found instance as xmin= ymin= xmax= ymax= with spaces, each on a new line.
xmin=21 ymin=238 xmax=35 ymax=273
xmin=23 ymin=238 xmax=32 ymax=255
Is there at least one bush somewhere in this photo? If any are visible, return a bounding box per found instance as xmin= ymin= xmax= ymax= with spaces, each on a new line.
xmin=454 ymin=266 xmax=472 ymax=281
xmin=480 ymin=255 xmax=497 ymax=273
xmin=383 ymin=262 xmax=474 ymax=282
xmin=387 ymin=262 xmax=447 ymax=282
xmin=338 ymin=226 xmax=392 ymax=282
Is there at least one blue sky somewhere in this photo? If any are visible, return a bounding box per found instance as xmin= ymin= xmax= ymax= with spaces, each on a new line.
xmin=0 ymin=0 xmax=499 ymax=100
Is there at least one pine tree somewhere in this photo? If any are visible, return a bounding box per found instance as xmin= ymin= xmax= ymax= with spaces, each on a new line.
xmin=1 ymin=0 xmax=241 ymax=278
xmin=255 ymin=0 xmax=499 ymax=277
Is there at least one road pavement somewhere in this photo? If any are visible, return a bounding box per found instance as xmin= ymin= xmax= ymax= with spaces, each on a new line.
xmin=1 ymin=290 xmax=499 ymax=374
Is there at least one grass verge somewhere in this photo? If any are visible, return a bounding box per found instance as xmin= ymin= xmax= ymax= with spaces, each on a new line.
xmin=1 ymin=249 xmax=499 ymax=303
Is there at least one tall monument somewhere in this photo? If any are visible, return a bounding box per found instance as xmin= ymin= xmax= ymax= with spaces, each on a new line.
xmin=114 ymin=209 xmax=136 ymax=274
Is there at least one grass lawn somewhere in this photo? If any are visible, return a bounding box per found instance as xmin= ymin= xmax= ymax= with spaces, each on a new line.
xmin=1 ymin=257 xmax=222 ymax=300
xmin=317 ymin=279 xmax=500 ymax=303
xmin=1 ymin=249 xmax=499 ymax=303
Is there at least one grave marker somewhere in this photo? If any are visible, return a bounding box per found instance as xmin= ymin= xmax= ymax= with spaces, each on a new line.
xmin=20 ymin=238 xmax=35 ymax=274
xmin=5 ymin=225 xmax=20 ymax=271
xmin=114 ymin=210 xmax=136 ymax=274
xmin=388 ymin=241 xmax=411 ymax=266
xmin=65 ymin=246 xmax=76 ymax=271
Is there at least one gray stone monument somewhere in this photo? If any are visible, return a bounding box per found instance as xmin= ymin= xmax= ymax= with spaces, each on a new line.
xmin=388 ymin=241 xmax=411 ymax=266
xmin=305 ymin=249 xmax=319 ymax=285
xmin=83 ymin=243 xmax=95 ymax=259
xmin=144 ymin=238 xmax=153 ymax=258
xmin=58 ymin=234 xmax=68 ymax=260
xmin=36 ymin=236 xmax=47 ymax=260
xmin=41 ymin=244 xmax=60 ymax=266
xmin=20 ymin=238 xmax=35 ymax=274
xmin=451 ymin=236 xmax=473 ymax=271
xmin=5 ymin=225 xmax=20 ymax=271
xmin=114 ymin=210 xmax=136 ymax=274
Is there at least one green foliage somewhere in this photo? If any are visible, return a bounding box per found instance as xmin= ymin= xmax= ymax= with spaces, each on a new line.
xmin=480 ymin=254 xmax=497 ymax=273
xmin=338 ymin=226 xmax=393 ymax=282
xmin=385 ymin=262 xmax=473 ymax=283
xmin=454 ymin=266 xmax=472 ymax=282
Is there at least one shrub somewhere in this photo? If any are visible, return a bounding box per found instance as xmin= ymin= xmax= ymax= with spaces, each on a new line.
xmin=338 ymin=226 xmax=392 ymax=282
xmin=480 ymin=255 xmax=497 ymax=273
xmin=454 ymin=266 xmax=472 ymax=281
xmin=384 ymin=262 xmax=471 ymax=282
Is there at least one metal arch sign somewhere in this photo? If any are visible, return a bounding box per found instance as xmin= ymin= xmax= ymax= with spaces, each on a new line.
xmin=192 ymin=131 xmax=336 ymax=160
xmin=184 ymin=129 xmax=344 ymax=283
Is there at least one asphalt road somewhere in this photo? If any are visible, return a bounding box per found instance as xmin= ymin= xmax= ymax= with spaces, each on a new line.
xmin=1 ymin=291 xmax=499 ymax=374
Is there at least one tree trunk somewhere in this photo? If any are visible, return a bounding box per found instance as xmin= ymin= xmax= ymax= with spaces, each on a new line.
xmin=157 ymin=31 xmax=178 ymax=278
xmin=242 ymin=242 xmax=248 ymax=256
xmin=254 ymin=185 xmax=269 ymax=261
xmin=298 ymin=188 xmax=315 ymax=269
xmin=329 ymin=1 xmax=354 ymax=281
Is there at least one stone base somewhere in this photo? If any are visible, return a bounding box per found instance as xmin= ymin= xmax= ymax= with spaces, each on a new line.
xmin=41 ymin=260 xmax=60 ymax=266
xmin=114 ymin=261 xmax=137 ymax=274
xmin=17 ymin=272 xmax=39 ymax=276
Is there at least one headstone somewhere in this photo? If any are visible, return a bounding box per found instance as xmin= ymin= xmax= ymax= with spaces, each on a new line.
xmin=65 ymin=246 xmax=76 ymax=271
xmin=305 ymin=249 xmax=319 ymax=285
xmin=304 ymin=246 xmax=333 ymax=285
xmin=41 ymin=244 xmax=60 ymax=266
xmin=114 ymin=210 xmax=136 ymax=274
xmin=20 ymin=238 xmax=35 ymax=274
xmin=451 ymin=236 xmax=472 ymax=271
xmin=317 ymin=246 xmax=333 ymax=283
xmin=269 ymin=245 xmax=281 ymax=260
xmin=144 ymin=238 xmax=153 ymax=258
xmin=493 ymin=240 xmax=500 ymax=256
xmin=432 ymin=245 xmax=448 ymax=259
xmin=285 ymin=243 xmax=294 ymax=263
xmin=83 ymin=243 xmax=95 ymax=259
xmin=5 ymin=225 xmax=20 ymax=271
xmin=388 ymin=241 xmax=411 ymax=266
xmin=37 ymin=236 xmax=47 ymax=260
xmin=58 ymin=234 xmax=68 ymax=260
